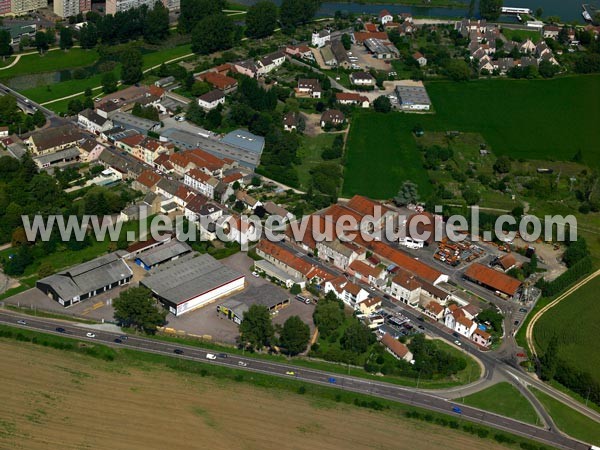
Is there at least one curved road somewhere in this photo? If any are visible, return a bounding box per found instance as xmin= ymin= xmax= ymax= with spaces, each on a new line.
xmin=0 ymin=310 xmax=589 ymax=450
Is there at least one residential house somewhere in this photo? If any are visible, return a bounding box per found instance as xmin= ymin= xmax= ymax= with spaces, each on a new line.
xmin=348 ymin=260 xmax=385 ymax=287
xmin=232 ymin=59 xmax=259 ymax=78
xmin=336 ymin=92 xmax=370 ymax=108
xmin=285 ymin=45 xmax=313 ymax=60
xmin=183 ymin=193 xmax=209 ymax=222
xmin=283 ymin=112 xmax=300 ymax=132
xmin=324 ymin=276 xmax=369 ymax=308
xmin=97 ymin=148 xmax=145 ymax=180
xmin=472 ymin=328 xmax=492 ymax=347
xmin=320 ymin=45 xmax=337 ymax=66
xmin=26 ymin=124 xmax=83 ymax=156
xmin=320 ymin=109 xmax=345 ymax=128
xmin=256 ymin=51 xmax=286 ymax=75
xmin=133 ymin=169 xmax=162 ymax=193
xmin=78 ymin=139 xmax=106 ymax=162
xmin=413 ymin=51 xmax=427 ymax=66
xmin=311 ymin=29 xmax=331 ymax=48
xmin=379 ymin=9 xmax=393 ymax=25
xmin=297 ymin=79 xmax=322 ymax=98
xmin=155 ymin=178 xmax=180 ymax=200
xmin=235 ymin=190 xmax=261 ymax=211
xmin=543 ymin=25 xmax=560 ymax=39
xmin=381 ymin=333 xmax=413 ymax=362
xmin=445 ymin=306 xmax=477 ymax=339
xmin=331 ymin=39 xmax=351 ymax=68
xmin=358 ymin=296 xmax=382 ymax=316
xmin=198 ymin=71 xmax=238 ymax=94
xmin=263 ymin=201 xmax=294 ymax=223
xmin=424 ymin=301 xmax=445 ymax=321
xmin=316 ymin=239 xmax=362 ymax=271
xmin=184 ymin=168 xmax=219 ymax=199
xmin=390 ymin=269 xmax=422 ymax=307
xmin=350 ymin=71 xmax=376 ymax=86
xmin=77 ymin=109 xmax=113 ymax=134
xmin=198 ymin=89 xmax=225 ymax=111
xmin=519 ymin=38 xmax=537 ymax=54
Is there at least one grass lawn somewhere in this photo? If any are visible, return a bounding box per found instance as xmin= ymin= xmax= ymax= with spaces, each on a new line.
xmin=296 ymin=133 xmax=339 ymax=189
xmin=344 ymin=75 xmax=600 ymax=198
xmin=461 ymin=382 xmax=539 ymax=425
xmin=501 ymin=28 xmax=543 ymax=43
xmin=0 ymin=48 xmax=99 ymax=79
xmin=532 ymin=276 xmax=600 ymax=389
xmin=343 ymin=111 xmax=433 ymax=199
xmin=531 ymin=387 xmax=600 ymax=445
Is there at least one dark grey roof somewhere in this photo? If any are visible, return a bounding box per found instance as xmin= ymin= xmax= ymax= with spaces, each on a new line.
xmin=141 ymin=253 xmax=243 ymax=305
xmin=37 ymin=253 xmax=132 ymax=301
xmin=220 ymin=284 xmax=290 ymax=317
xmin=395 ymin=85 xmax=431 ymax=107
xmin=156 ymin=178 xmax=180 ymax=196
xmin=98 ymin=149 xmax=145 ymax=175
xmin=136 ymin=240 xmax=192 ymax=267
xmin=112 ymin=112 xmax=160 ymax=132
xmin=79 ymin=108 xmax=109 ymax=126
xmin=33 ymin=147 xmax=81 ymax=166
xmin=198 ymin=89 xmax=225 ymax=103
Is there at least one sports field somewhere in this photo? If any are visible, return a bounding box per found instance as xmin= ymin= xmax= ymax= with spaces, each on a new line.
xmin=0 ymin=339 xmax=512 ymax=450
xmin=533 ymin=275 xmax=600 ymax=387
xmin=343 ymin=75 xmax=600 ymax=199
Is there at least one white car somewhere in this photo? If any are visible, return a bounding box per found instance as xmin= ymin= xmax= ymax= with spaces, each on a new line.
xmin=238 ymin=361 xmax=247 ymax=367
xmin=251 ymin=271 xmax=260 ymax=278
xmin=17 ymin=320 xmax=27 ymax=325
xmin=86 ymin=332 xmax=96 ymax=338
xmin=206 ymin=353 xmax=217 ymax=360
xmin=454 ymin=340 xmax=461 ymax=346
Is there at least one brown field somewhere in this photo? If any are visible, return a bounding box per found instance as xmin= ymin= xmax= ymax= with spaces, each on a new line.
xmin=0 ymin=340 xmax=511 ymax=450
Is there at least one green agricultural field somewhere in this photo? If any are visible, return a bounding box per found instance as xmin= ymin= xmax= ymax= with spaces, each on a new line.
xmin=344 ymin=75 xmax=600 ymax=199
xmin=533 ymin=276 xmax=600 ymax=389
xmin=531 ymin=387 xmax=600 ymax=445
xmin=501 ymin=28 xmax=542 ymax=43
xmin=342 ymin=111 xmax=432 ymax=199
xmin=0 ymin=49 xmax=99 ymax=79
xmin=461 ymin=382 xmax=539 ymax=425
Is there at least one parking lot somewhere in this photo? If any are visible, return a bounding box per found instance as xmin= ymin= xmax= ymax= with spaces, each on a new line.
xmin=350 ymin=44 xmax=392 ymax=72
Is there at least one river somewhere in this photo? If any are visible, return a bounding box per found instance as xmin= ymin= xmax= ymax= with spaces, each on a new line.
xmin=234 ymin=0 xmax=600 ymax=23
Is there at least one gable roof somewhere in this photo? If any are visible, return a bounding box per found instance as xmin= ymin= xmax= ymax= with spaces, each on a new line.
xmin=199 ymin=71 xmax=238 ymax=90
xmin=381 ymin=333 xmax=410 ymax=358
xmin=198 ymin=89 xmax=225 ymax=103
xmin=371 ymin=242 xmax=443 ymax=284
xmin=464 ymin=263 xmax=522 ymax=296
xmin=350 ymin=260 xmax=383 ymax=279
xmin=135 ymin=169 xmax=162 ymax=188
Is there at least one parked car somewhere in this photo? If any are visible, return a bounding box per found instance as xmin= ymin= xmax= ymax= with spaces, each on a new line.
xmin=17 ymin=320 xmax=27 ymax=325
xmin=452 ymin=332 xmax=459 ymax=338
xmin=174 ymin=349 xmax=184 ymax=355
xmin=206 ymin=353 xmax=217 ymax=360
xmin=454 ymin=340 xmax=462 ymax=346
xmin=86 ymin=332 xmax=96 ymax=338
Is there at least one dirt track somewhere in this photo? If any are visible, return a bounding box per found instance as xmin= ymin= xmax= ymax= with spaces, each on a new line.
xmin=0 ymin=340 xmax=513 ymax=450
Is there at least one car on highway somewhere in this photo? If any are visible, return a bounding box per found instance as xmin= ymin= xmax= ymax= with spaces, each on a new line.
xmin=56 ymin=327 xmax=66 ymax=333
xmin=454 ymin=340 xmax=462 ymax=346
xmin=17 ymin=320 xmax=27 ymax=325
xmin=114 ymin=338 xmax=122 ymax=344
xmin=206 ymin=353 xmax=217 ymax=360
xmin=174 ymin=349 xmax=184 ymax=355
xmin=452 ymin=406 xmax=462 ymax=414
xmin=328 ymin=377 xmax=336 ymax=384
xmin=418 ymin=325 xmax=425 ymax=330
xmin=119 ymin=335 xmax=128 ymax=340
xmin=514 ymin=320 xmax=520 ymax=326
xmin=217 ymin=353 xmax=228 ymax=358
xmin=285 ymin=371 xmax=295 ymax=376
xmin=238 ymin=361 xmax=247 ymax=367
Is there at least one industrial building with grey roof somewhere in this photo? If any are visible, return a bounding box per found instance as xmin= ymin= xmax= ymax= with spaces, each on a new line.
xmin=140 ymin=253 xmax=245 ymax=316
xmin=36 ymin=252 xmax=133 ymax=307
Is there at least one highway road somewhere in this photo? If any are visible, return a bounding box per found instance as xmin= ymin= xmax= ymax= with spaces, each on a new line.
xmin=0 ymin=82 xmax=64 ymax=128
xmin=0 ymin=310 xmax=589 ymax=450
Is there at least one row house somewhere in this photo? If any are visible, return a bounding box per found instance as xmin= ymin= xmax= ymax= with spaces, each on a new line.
xmin=444 ymin=305 xmax=477 ymax=339
xmin=324 ymin=276 xmax=369 ymax=309
xmin=357 ymin=296 xmax=382 ymax=316
xmin=256 ymin=51 xmax=286 ymax=76
xmin=285 ymin=45 xmax=313 ymax=60
xmin=184 ymin=168 xmax=219 ymax=199
xmin=316 ymin=239 xmax=364 ymax=271
xmin=77 ymin=109 xmax=113 ymax=134
xmin=133 ymin=169 xmax=162 ymax=194
xmin=168 ymin=148 xmax=235 ymax=178
xmin=348 ymin=260 xmax=386 ymax=287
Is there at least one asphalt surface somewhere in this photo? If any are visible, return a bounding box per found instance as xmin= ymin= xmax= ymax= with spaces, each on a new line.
xmin=0 ymin=310 xmax=588 ymax=450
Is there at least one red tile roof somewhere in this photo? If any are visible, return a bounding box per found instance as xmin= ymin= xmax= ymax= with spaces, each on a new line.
xmin=136 ymin=170 xmax=162 ymax=188
xmin=464 ymin=263 xmax=522 ymax=296
xmin=426 ymin=301 xmax=444 ymax=315
xmin=346 ymin=195 xmax=391 ymax=217
xmin=199 ymin=71 xmax=238 ymax=90
xmin=381 ymin=333 xmax=410 ymax=358
xmin=392 ymin=268 xmax=421 ymax=291
xmin=257 ymin=240 xmax=334 ymax=281
xmin=322 ymin=204 xmax=363 ymax=228
xmin=353 ymin=31 xmax=389 ymax=43
xmin=498 ymin=254 xmax=517 ymax=271
xmin=349 ymin=260 xmax=382 ymax=279
xmin=365 ymin=23 xmax=378 ymax=32
xmin=371 ymin=242 xmax=443 ymax=284
xmin=187 ymin=168 xmax=212 ymax=183
xmin=360 ymin=296 xmax=382 ymax=308
xmin=335 ymin=92 xmax=369 ymax=104
xmin=222 ymin=172 xmax=243 ymax=184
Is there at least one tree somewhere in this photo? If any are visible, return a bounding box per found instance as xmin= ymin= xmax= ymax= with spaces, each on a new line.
xmin=67 ymin=98 xmax=84 ymax=115
xmin=493 ymin=155 xmax=511 ymax=174
xmin=102 ymin=72 xmax=118 ymax=94
xmin=34 ymin=31 xmax=48 ymax=53
xmin=394 ymin=180 xmax=419 ymax=206
xmin=341 ymin=33 xmax=351 ymax=50
xmin=32 ymin=109 xmax=46 ymax=128
xmin=191 ymin=14 xmax=236 ymax=55
xmin=479 ymin=0 xmax=503 ymax=21
xmin=462 ymin=187 xmax=480 ymax=205
xmin=535 ymin=7 xmax=543 ymax=18
xmin=290 ymin=284 xmax=301 ymax=295
xmin=186 ymin=100 xmax=205 ymax=125
xmin=538 ymin=60 xmax=559 ymax=78
xmin=373 ymin=95 xmax=392 ymax=113
xmin=59 ymin=27 xmax=73 ymax=50
xmin=0 ymin=29 xmax=13 ymax=60
xmin=79 ymin=23 xmax=98 ymax=49
xmin=178 ymin=0 xmax=226 ymax=34
xmin=312 ymin=296 xmax=344 ymax=338
xmin=144 ymin=2 xmax=170 ymax=45
xmin=190 ymin=81 xmax=210 ymax=97
xmin=563 ymin=238 xmax=589 ymax=268
xmin=340 ymin=322 xmax=375 ymax=354
xmin=245 ymin=0 xmax=278 ymax=39
xmin=239 ymin=304 xmax=274 ymax=350
xmin=204 ymin=108 xmax=222 ymax=130
xmin=113 ymin=287 xmax=166 ymax=334
xmin=445 ymin=59 xmax=471 ymax=81
xmin=280 ymin=0 xmax=320 ymax=32
xmin=280 ymin=315 xmax=310 ymax=355
xmin=121 ymin=47 xmax=143 ymax=85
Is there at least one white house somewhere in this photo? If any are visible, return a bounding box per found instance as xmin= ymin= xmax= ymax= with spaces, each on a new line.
xmin=413 ymin=51 xmax=427 ymax=66
xmin=444 ymin=306 xmax=477 ymax=339
xmin=316 ymin=239 xmax=361 ymax=271
xmin=256 ymin=51 xmax=286 ymax=75
xmin=350 ymin=71 xmax=376 ymax=86
xmin=297 ymin=79 xmax=322 ymax=99
xmin=184 ymin=168 xmax=219 ymax=199
xmin=324 ymin=276 xmax=369 ymax=309
xmin=77 ymin=109 xmax=113 ymax=134
xmin=198 ymin=90 xmax=225 ymax=111
xmin=379 ymin=9 xmax=394 ymax=25
xmin=390 ymin=270 xmax=421 ymax=307
xmin=311 ymin=29 xmax=331 ymax=48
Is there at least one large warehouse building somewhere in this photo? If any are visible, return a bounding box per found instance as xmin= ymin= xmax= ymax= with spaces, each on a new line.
xmin=36 ymin=252 xmax=133 ymax=307
xmin=141 ymin=253 xmax=245 ymax=316
xmin=217 ymin=285 xmax=291 ymax=325
xmin=463 ymin=263 xmax=522 ymax=299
